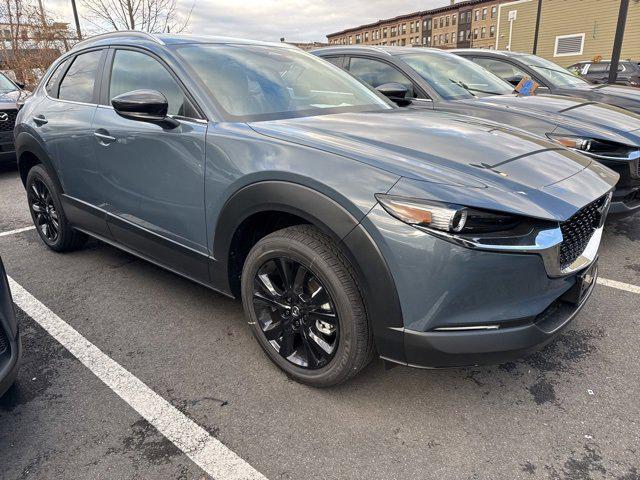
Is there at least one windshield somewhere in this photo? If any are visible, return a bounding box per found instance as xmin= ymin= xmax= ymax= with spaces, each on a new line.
xmin=0 ymin=73 xmax=17 ymax=91
xmin=399 ymin=51 xmax=514 ymax=100
xmin=175 ymin=44 xmax=392 ymax=121
xmin=519 ymin=54 xmax=589 ymax=87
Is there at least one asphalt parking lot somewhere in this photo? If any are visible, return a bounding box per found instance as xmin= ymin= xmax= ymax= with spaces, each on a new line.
xmin=0 ymin=164 xmax=639 ymax=480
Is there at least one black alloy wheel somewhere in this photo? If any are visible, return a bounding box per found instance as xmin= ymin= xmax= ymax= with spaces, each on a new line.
xmin=29 ymin=178 xmax=59 ymax=243
xmin=242 ymin=225 xmax=373 ymax=387
xmin=253 ymin=257 xmax=339 ymax=369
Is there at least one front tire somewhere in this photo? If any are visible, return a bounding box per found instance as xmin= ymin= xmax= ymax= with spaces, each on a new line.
xmin=241 ymin=225 xmax=373 ymax=387
xmin=26 ymin=164 xmax=86 ymax=252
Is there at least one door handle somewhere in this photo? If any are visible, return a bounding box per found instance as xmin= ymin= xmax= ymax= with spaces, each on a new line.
xmin=94 ymin=131 xmax=116 ymax=145
xmin=33 ymin=115 xmax=48 ymax=126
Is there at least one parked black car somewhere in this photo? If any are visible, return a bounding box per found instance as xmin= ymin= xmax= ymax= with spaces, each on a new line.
xmin=0 ymin=257 xmax=21 ymax=396
xmin=454 ymin=49 xmax=640 ymax=114
xmin=567 ymin=60 xmax=640 ymax=87
xmin=0 ymin=72 xmax=28 ymax=167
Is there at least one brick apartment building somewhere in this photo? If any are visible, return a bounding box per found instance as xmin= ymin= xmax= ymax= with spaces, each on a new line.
xmin=326 ymin=0 xmax=640 ymax=66
xmin=326 ymin=0 xmax=504 ymax=49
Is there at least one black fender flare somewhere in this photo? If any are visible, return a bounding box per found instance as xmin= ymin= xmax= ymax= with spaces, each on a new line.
xmin=212 ymin=181 xmax=405 ymax=363
xmin=15 ymin=131 xmax=63 ymax=193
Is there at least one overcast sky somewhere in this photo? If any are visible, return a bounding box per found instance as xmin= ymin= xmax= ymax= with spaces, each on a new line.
xmin=46 ymin=0 xmax=452 ymax=43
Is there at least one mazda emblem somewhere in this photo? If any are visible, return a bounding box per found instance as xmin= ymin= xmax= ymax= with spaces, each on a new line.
xmin=0 ymin=112 xmax=8 ymax=122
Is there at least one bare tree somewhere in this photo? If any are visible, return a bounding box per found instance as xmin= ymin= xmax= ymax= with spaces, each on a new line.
xmin=0 ymin=0 xmax=75 ymax=86
xmin=80 ymin=0 xmax=193 ymax=33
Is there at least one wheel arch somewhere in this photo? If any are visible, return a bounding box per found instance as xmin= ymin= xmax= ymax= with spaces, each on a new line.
xmin=213 ymin=181 xmax=405 ymax=363
xmin=15 ymin=131 xmax=63 ymax=193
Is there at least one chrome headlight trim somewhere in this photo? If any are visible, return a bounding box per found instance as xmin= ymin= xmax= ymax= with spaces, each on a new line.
xmin=417 ymin=192 xmax=612 ymax=278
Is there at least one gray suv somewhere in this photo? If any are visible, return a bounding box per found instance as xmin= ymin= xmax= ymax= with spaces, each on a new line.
xmin=15 ymin=33 xmax=617 ymax=386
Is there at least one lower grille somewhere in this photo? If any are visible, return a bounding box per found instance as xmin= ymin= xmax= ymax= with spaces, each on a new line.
xmin=559 ymin=195 xmax=608 ymax=269
xmin=0 ymin=109 xmax=17 ymax=133
xmin=0 ymin=325 xmax=8 ymax=355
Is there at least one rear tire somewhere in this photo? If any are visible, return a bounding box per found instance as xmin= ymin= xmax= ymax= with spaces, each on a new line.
xmin=241 ymin=225 xmax=373 ymax=387
xmin=26 ymin=164 xmax=86 ymax=252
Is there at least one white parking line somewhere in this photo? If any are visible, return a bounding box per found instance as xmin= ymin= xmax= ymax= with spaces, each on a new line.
xmin=0 ymin=225 xmax=35 ymax=237
xmin=597 ymin=277 xmax=640 ymax=295
xmin=8 ymin=276 xmax=267 ymax=480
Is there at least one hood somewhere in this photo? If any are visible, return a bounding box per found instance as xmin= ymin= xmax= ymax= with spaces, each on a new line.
xmin=468 ymin=93 xmax=640 ymax=134
xmin=576 ymin=83 xmax=640 ymax=100
xmin=250 ymin=109 xmax=603 ymax=197
xmin=0 ymin=88 xmax=28 ymax=105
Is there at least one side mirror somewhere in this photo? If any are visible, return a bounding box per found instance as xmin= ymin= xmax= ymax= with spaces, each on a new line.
xmin=111 ymin=89 xmax=179 ymax=128
xmin=376 ymin=82 xmax=412 ymax=106
xmin=15 ymin=82 xmax=25 ymax=89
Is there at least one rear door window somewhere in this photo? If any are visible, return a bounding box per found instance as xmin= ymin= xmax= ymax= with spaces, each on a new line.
xmin=58 ymin=50 xmax=102 ymax=103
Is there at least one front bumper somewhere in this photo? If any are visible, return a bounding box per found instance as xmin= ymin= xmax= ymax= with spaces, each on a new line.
xmin=0 ymin=130 xmax=16 ymax=165
xmin=363 ymin=204 xmax=600 ymax=369
xmin=0 ymin=325 xmax=21 ymax=397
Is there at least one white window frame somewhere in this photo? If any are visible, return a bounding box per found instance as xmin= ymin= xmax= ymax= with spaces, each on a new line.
xmin=554 ymin=33 xmax=585 ymax=57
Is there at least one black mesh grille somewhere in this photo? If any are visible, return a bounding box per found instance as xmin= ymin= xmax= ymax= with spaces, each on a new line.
xmin=0 ymin=324 xmax=8 ymax=356
xmin=0 ymin=109 xmax=17 ymax=132
xmin=559 ymin=195 xmax=608 ymax=269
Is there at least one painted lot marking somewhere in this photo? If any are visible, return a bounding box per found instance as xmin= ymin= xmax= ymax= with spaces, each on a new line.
xmin=8 ymin=276 xmax=267 ymax=480
xmin=596 ymin=277 xmax=640 ymax=295
xmin=0 ymin=225 xmax=35 ymax=237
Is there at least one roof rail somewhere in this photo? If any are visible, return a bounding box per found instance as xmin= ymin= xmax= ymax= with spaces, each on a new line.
xmin=72 ymin=30 xmax=164 ymax=50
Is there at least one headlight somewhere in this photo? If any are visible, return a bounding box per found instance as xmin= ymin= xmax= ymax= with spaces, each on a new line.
xmin=375 ymin=194 xmax=521 ymax=233
xmin=546 ymin=133 xmax=639 ymax=160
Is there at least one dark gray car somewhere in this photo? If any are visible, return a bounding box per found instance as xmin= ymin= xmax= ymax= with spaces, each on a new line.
xmin=0 ymin=257 xmax=21 ymax=396
xmin=454 ymin=49 xmax=640 ymax=114
xmin=314 ymin=46 xmax=640 ymax=216
xmin=15 ymin=33 xmax=618 ymax=386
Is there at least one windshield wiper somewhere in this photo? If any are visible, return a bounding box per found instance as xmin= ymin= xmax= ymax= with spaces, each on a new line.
xmin=448 ymin=78 xmax=502 ymax=96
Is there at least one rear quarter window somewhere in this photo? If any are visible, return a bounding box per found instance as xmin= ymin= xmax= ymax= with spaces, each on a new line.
xmin=44 ymin=59 xmax=69 ymax=98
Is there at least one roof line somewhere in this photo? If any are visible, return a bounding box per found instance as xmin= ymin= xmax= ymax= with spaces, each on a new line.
xmin=72 ymin=30 xmax=164 ymax=50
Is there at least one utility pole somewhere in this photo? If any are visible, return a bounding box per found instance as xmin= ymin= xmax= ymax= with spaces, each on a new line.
xmin=532 ymin=0 xmax=543 ymax=54
xmin=71 ymin=0 xmax=82 ymax=40
xmin=608 ymin=0 xmax=629 ymax=85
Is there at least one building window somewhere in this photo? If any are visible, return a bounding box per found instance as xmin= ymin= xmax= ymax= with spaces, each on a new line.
xmin=554 ymin=33 xmax=585 ymax=57
xmin=481 ymin=26 xmax=486 ymax=38
xmin=490 ymin=25 xmax=495 ymax=37
xmin=426 ymin=36 xmax=430 ymax=45
xmin=459 ymin=30 xmax=465 ymax=42
xmin=466 ymin=29 xmax=471 ymax=40
xmin=467 ymin=11 xmax=472 ymax=22
xmin=482 ymin=8 xmax=487 ymax=20
xmin=445 ymin=16 xmax=450 ymax=27
xmin=349 ymin=36 xmax=353 ymax=44
xmin=402 ymin=23 xmax=407 ymax=34
xmin=383 ymin=28 xmax=387 ymax=38
xmin=474 ymin=10 xmax=479 ymax=21
xmin=439 ymin=34 xmax=443 ymax=44
xmin=473 ymin=29 xmax=478 ymax=39
xmin=439 ymin=17 xmax=443 ymax=28
xmin=491 ymin=5 xmax=497 ymax=18
xmin=452 ymin=14 xmax=456 ymax=25
xmin=427 ymin=19 xmax=431 ymax=29
xmin=444 ymin=33 xmax=449 ymax=44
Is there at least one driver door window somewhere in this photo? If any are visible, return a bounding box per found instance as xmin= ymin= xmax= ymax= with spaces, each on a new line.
xmin=348 ymin=57 xmax=417 ymax=98
xmin=109 ymin=49 xmax=199 ymax=119
xmin=473 ymin=57 xmax=528 ymax=87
